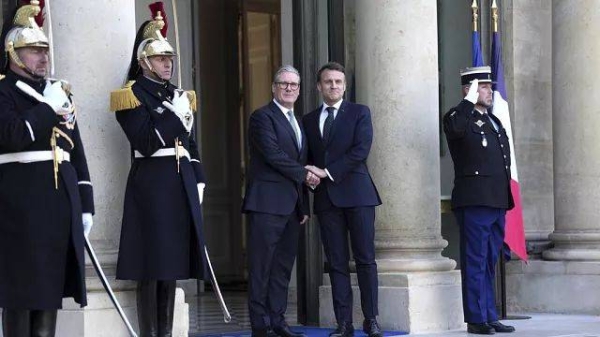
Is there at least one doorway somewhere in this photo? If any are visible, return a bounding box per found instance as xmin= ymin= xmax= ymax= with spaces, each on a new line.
xmin=195 ymin=0 xmax=282 ymax=286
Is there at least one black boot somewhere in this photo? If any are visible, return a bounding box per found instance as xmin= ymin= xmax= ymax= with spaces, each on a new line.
xmin=137 ymin=280 xmax=159 ymax=337
xmin=30 ymin=310 xmax=57 ymax=337
xmin=157 ymin=281 xmax=176 ymax=337
xmin=2 ymin=309 xmax=30 ymax=337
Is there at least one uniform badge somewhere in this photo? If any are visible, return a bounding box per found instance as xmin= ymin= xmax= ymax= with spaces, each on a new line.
xmin=154 ymin=107 xmax=165 ymax=114
xmin=475 ymin=119 xmax=485 ymax=127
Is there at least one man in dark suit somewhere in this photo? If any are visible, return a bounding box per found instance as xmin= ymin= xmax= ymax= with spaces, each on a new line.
xmin=303 ymin=62 xmax=382 ymax=337
xmin=242 ymin=65 xmax=319 ymax=337
xmin=443 ymin=66 xmax=515 ymax=335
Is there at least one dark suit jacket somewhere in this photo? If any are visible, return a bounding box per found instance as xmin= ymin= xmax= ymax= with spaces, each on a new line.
xmin=242 ymin=101 xmax=309 ymax=217
xmin=443 ymin=99 xmax=514 ymax=210
xmin=303 ymin=100 xmax=381 ymax=213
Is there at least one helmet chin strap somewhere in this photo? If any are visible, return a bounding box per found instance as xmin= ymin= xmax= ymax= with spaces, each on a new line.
xmin=7 ymin=44 xmax=45 ymax=81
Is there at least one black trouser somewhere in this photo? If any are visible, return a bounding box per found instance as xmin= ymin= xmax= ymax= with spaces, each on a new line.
xmin=137 ymin=280 xmax=176 ymax=337
xmin=318 ymin=206 xmax=378 ymax=324
xmin=2 ymin=309 xmax=57 ymax=337
xmin=247 ymin=211 xmax=300 ymax=330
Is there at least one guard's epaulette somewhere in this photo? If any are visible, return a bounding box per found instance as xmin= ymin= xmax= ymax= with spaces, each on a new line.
xmin=110 ymin=81 xmax=141 ymax=112
xmin=185 ymin=90 xmax=197 ymax=112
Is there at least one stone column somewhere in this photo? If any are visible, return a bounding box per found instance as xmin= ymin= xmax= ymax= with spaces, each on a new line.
xmin=318 ymin=0 xmax=462 ymax=333
xmin=544 ymin=0 xmax=600 ymax=261
xmin=506 ymin=1 xmax=600 ymax=315
xmin=48 ymin=1 xmax=189 ymax=336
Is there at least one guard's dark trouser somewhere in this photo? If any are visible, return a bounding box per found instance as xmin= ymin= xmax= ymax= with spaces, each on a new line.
xmin=137 ymin=280 xmax=176 ymax=337
xmin=2 ymin=309 xmax=57 ymax=337
xmin=454 ymin=206 xmax=506 ymax=324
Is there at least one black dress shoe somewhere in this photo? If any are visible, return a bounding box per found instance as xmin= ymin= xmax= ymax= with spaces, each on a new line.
xmin=488 ymin=321 xmax=515 ymax=333
xmin=273 ymin=324 xmax=306 ymax=337
xmin=467 ymin=323 xmax=495 ymax=335
xmin=363 ymin=318 xmax=383 ymax=337
xmin=252 ymin=328 xmax=269 ymax=337
xmin=329 ymin=322 xmax=354 ymax=337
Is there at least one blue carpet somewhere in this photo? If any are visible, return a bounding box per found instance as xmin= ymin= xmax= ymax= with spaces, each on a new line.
xmin=193 ymin=326 xmax=407 ymax=337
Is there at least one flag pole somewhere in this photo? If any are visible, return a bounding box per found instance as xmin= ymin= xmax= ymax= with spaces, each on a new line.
xmin=471 ymin=0 xmax=478 ymax=32
xmin=492 ymin=0 xmax=499 ymax=33
xmin=490 ymin=0 xmax=508 ymax=320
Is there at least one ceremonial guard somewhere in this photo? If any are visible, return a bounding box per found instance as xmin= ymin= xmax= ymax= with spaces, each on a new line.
xmin=111 ymin=2 xmax=207 ymax=336
xmin=0 ymin=1 xmax=94 ymax=336
xmin=443 ymin=66 xmax=515 ymax=335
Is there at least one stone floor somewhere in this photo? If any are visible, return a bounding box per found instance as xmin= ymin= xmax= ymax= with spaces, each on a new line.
xmin=188 ymin=292 xmax=298 ymax=335
xmin=407 ymin=314 xmax=600 ymax=337
xmin=188 ymin=294 xmax=600 ymax=337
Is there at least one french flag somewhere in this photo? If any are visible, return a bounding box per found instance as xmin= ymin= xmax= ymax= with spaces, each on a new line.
xmin=491 ymin=29 xmax=528 ymax=262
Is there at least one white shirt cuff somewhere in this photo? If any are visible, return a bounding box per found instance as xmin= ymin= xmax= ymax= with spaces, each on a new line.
xmin=325 ymin=168 xmax=334 ymax=182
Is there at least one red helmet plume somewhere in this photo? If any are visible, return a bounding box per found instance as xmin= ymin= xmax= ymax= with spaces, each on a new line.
xmin=148 ymin=2 xmax=168 ymax=37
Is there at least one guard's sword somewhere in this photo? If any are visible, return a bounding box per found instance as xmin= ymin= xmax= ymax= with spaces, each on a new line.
xmin=85 ymin=237 xmax=138 ymax=337
xmin=204 ymin=246 xmax=232 ymax=323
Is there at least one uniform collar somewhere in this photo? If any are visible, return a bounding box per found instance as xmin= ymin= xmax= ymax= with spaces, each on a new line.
xmin=136 ymin=74 xmax=175 ymax=100
xmin=6 ymin=69 xmax=45 ymax=93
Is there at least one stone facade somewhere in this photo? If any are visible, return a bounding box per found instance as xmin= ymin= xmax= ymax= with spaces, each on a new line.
xmin=1 ymin=0 xmax=600 ymax=335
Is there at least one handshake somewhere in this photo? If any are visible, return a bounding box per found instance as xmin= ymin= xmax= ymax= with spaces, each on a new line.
xmin=304 ymin=165 xmax=328 ymax=188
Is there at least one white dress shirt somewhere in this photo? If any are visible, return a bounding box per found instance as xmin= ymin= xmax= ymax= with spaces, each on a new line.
xmin=273 ymin=99 xmax=302 ymax=147
xmin=319 ymin=99 xmax=343 ymax=136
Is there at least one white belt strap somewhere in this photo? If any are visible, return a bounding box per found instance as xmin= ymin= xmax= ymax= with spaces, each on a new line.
xmin=134 ymin=147 xmax=191 ymax=160
xmin=0 ymin=149 xmax=70 ymax=165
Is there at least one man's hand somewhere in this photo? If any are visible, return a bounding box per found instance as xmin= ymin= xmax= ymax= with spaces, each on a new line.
xmin=305 ymin=165 xmax=328 ymax=179
xmin=82 ymin=213 xmax=93 ymax=238
xmin=306 ymin=170 xmax=320 ymax=187
xmin=300 ymin=215 xmax=309 ymax=225
xmin=16 ymin=80 xmax=72 ymax=114
xmin=465 ymin=78 xmax=479 ymax=104
xmin=163 ymin=90 xmax=194 ymax=132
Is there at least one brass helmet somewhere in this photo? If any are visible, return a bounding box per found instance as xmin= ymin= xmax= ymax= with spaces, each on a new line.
xmin=137 ymin=2 xmax=176 ymax=66
xmin=5 ymin=0 xmax=49 ymax=71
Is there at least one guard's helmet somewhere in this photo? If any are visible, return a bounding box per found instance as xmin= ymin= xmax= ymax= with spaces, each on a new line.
xmin=1 ymin=0 xmax=49 ymax=72
xmin=127 ymin=2 xmax=175 ymax=80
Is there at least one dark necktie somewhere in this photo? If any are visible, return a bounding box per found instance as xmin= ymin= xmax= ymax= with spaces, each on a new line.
xmin=483 ymin=112 xmax=498 ymax=131
xmin=323 ymin=106 xmax=335 ymax=141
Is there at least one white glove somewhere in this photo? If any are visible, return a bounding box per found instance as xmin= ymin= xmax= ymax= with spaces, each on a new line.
xmin=43 ymin=80 xmax=73 ymax=113
xmin=163 ymin=91 xmax=194 ymax=133
xmin=464 ymin=78 xmax=479 ymax=104
xmin=82 ymin=213 xmax=93 ymax=238
xmin=197 ymin=183 xmax=205 ymax=205
xmin=16 ymin=80 xmax=70 ymax=114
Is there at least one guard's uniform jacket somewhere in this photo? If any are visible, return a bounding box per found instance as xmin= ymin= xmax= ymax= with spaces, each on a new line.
xmin=114 ymin=74 xmax=207 ymax=281
xmin=0 ymin=70 xmax=94 ymax=309
xmin=443 ymin=99 xmax=514 ymax=210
